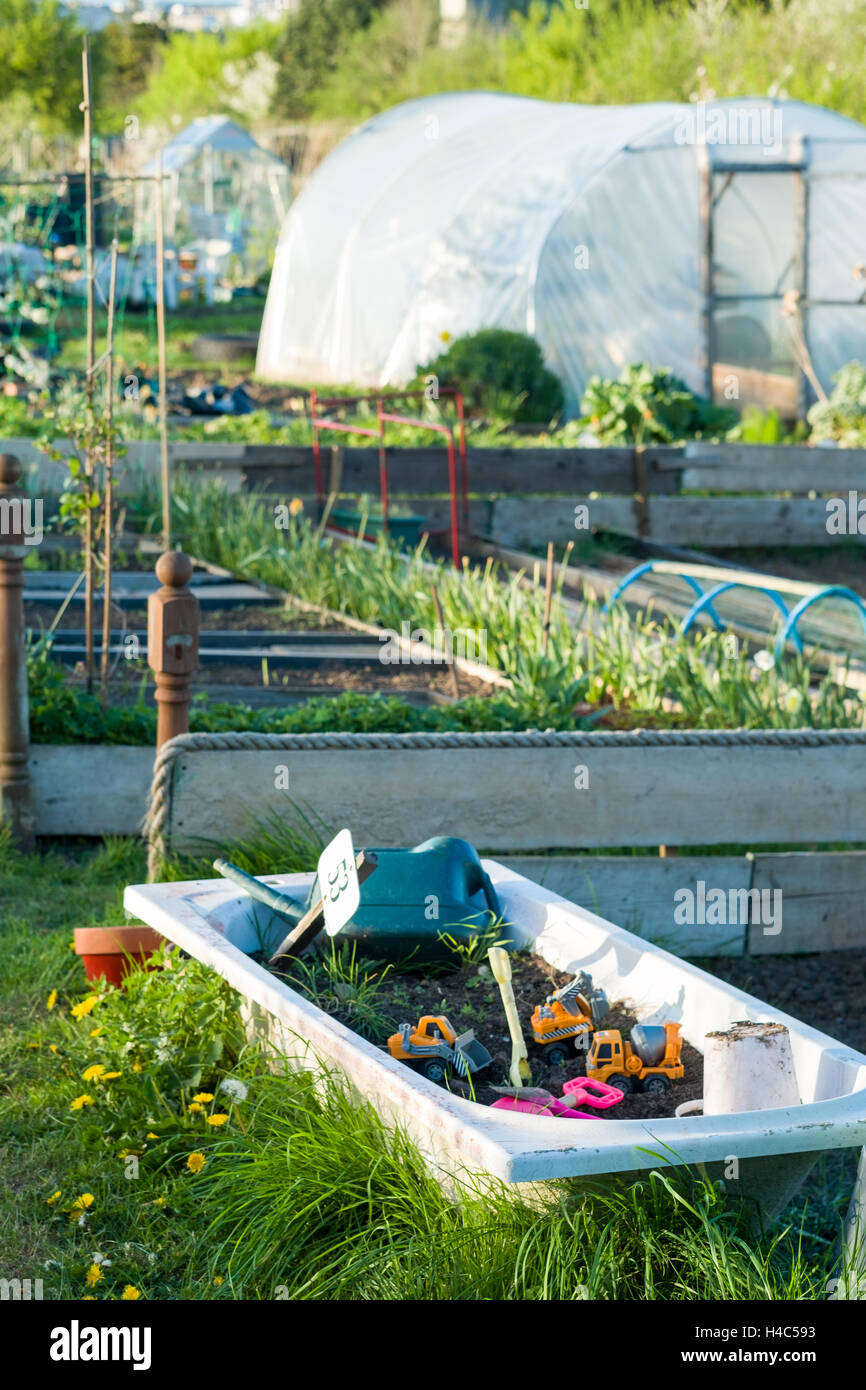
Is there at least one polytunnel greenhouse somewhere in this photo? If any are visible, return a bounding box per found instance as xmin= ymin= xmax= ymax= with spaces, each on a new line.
xmin=257 ymin=92 xmax=866 ymax=414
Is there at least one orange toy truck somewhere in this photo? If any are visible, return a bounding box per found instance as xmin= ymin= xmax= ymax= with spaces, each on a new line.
xmin=387 ymin=1015 xmax=492 ymax=1085
xmin=586 ymin=1022 xmax=683 ymax=1095
xmin=530 ymin=972 xmax=608 ymax=1064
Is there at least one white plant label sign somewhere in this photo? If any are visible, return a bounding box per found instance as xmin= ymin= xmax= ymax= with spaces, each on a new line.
xmin=317 ymin=828 xmax=360 ymax=937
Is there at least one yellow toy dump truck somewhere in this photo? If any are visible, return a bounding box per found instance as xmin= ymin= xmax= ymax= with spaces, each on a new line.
xmin=586 ymin=1022 xmax=684 ymax=1095
xmin=387 ymin=1015 xmax=492 ymax=1085
xmin=530 ymin=971 xmax=609 ymax=1064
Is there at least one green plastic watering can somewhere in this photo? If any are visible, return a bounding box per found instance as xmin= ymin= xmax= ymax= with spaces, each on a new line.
xmin=215 ymin=836 xmax=511 ymax=963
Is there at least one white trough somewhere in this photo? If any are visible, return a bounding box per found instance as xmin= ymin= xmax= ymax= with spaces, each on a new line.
xmin=125 ymin=863 xmax=866 ymax=1223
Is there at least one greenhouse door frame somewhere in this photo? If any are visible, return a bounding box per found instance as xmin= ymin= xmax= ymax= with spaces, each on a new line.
xmin=699 ymin=150 xmax=811 ymax=417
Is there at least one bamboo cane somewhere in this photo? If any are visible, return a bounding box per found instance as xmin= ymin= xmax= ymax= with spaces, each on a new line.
xmin=100 ymin=238 xmax=119 ymax=707
xmin=82 ymin=36 xmax=96 ymax=693
xmin=542 ymin=540 xmax=554 ymax=656
xmin=155 ymin=153 xmax=171 ymax=551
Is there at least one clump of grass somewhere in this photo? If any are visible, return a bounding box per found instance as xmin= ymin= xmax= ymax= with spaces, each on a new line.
xmin=158 ymin=804 xmax=329 ymax=882
xmin=189 ymin=1064 xmax=843 ymax=1301
xmin=281 ymin=941 xmax=399 ymax=1040
xmin=437 ymin=913 xmax=513 ymax=968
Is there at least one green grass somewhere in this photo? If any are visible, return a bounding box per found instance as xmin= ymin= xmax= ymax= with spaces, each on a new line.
xmin=0 ymin=832 xmax=859 ymax=1300
xmin=54 ymin=304 xmax=264 ymax=374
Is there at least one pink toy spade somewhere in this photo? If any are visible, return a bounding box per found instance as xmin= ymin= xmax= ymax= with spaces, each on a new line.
xmin=490 ymin=1077 xmax=624 ymax=1119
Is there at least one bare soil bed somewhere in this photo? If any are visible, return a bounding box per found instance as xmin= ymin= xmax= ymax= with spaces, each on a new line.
xmin=294 ymin=947 xmax=704 ymax=1121
xmin=26 ymin=597 xmax=490 ymax=703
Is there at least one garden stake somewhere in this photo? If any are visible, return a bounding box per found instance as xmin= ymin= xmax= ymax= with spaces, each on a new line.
xmin=155 ymin=150 xmax=171 ymax=551
xmin=541 ymin=541 xmax=554 ymax=656
xmin=432 ymin=583 xmax=460 ymax=699
xmin=100 ymin=236 xmax=119 ymax=708
xmin=488 ymin=946 xmax=532 ymax=1088
xmin=266 ymin=850 xmax=379 ymax=965
xmin=81 ymin=34 xmax=96 ymax=693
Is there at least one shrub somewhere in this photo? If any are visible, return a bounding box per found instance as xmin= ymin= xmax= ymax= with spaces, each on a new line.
xmin=415 ymin=328 xmax=565 ymax=424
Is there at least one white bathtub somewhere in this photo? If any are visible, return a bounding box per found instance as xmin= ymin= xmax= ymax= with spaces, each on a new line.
xmin=124 ymin=862 xmax=866 ymax=1233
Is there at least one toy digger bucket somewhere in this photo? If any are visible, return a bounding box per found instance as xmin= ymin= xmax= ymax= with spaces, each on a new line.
xmin=452 ymin=1029 xmax=493 ymax=1078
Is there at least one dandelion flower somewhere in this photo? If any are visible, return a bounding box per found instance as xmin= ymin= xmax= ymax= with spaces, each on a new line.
xmin=85 ymin=1264 xmax=104 ymax=1288
xmin=146 ymin=1132 xmax=158 ymax=1140
xmin=188 ymin=1103 xmax=203 ymax=1114
xmin=213 ymin=1276 xmax=223 ymax=1287
xmin=82 ymin=1064 xmax=107 ymax=1082
xmin=101 ymin=1072 xmax=122 ymax=1082
xmin=70 ymin=1094 xmax=95 ymax=1111
xmin=191 ymin=1093 xmax=214 ymax=1103
xmin=153 ymin=1196 xmax=167 ymax=1207
xmin=132 ymin=1061 xmax=142 ymax=1072
xmin=288 ymin=497 xmax=304 ymax=517
xmin=69 ymin=1194 xmax=95 ymax=1214
xmin=186 ymin=1152 xmax=206 ymax=1173
xmin=206 ymin=1114 xmax=228 ymax=1127
xmin=71 ymin=996 xmax=99 ymax=1020
xmin=47 ymin=989 xmax=57 ymax=1011
xmin=45 ymin=1190 xmax=61 ymax=1205
xmin=49 ymin=1044 xmax=59 ymax=1054
xmin=220 ymin=1078 xmax=248 ymax=1103
xmin=89 ymin=1027 xmax=104 ymax=1037
xmin=121 ymin=1286 xmax=141 ymax=1300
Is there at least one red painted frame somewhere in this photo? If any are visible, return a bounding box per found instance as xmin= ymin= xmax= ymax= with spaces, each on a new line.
xmin=309 ymin=387 xmax=468 ymax=562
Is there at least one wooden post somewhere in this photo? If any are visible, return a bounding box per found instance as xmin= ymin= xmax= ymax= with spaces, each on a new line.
xmin=0 ymin=455 xmax=36 ymax=849
xmin=147 ymin=551 xmax=199 ymax=751
xmin=154 ymin=153 xmax=171 ymax=551
xmin=698 ymin=147 xmax=714 ymax=403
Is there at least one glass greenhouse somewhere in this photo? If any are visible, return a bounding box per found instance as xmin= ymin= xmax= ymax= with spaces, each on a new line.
xmin=135 ymin=116 xmax=291 ymax=291
xmin=257 ymin=92 xmax=866 ymax=415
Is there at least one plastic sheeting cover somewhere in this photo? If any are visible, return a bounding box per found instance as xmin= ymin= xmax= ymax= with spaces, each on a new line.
xmin=257 ymin=92 xmax=866 ymax=411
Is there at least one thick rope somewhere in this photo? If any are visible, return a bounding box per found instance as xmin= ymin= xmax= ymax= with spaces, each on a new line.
xmin=144 ymin=725 xmax=866 ymax=876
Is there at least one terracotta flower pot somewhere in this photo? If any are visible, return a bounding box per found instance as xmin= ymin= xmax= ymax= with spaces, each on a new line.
xmin=73 ymin=924 xmax=165 ymax=988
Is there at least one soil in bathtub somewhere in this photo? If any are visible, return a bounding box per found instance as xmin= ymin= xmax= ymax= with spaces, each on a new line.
xmin=278 ymin=941 xmax=704 ymax=1120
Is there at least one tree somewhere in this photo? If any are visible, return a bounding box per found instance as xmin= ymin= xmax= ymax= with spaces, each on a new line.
xmin=91 ymin=22 xmax=168 ymax=134
xmin=135 ymin=23 xmax=282 ymax=130
xmin=0 ymin=0 xmax=82 ymax=133
xmin=272 ymin=0 xmax=387 ymax=121
xmin=310 ymin=0 xmax=505 ymax=121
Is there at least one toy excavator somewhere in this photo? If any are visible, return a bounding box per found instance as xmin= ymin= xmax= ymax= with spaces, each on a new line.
xmin=387 ymin=1015 xmax=493 ymax=1086
xmin=586 ymin=1022 xmax=684 ymax=1095
xmin=530 ymin=971 xmax=609 ymax=1064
